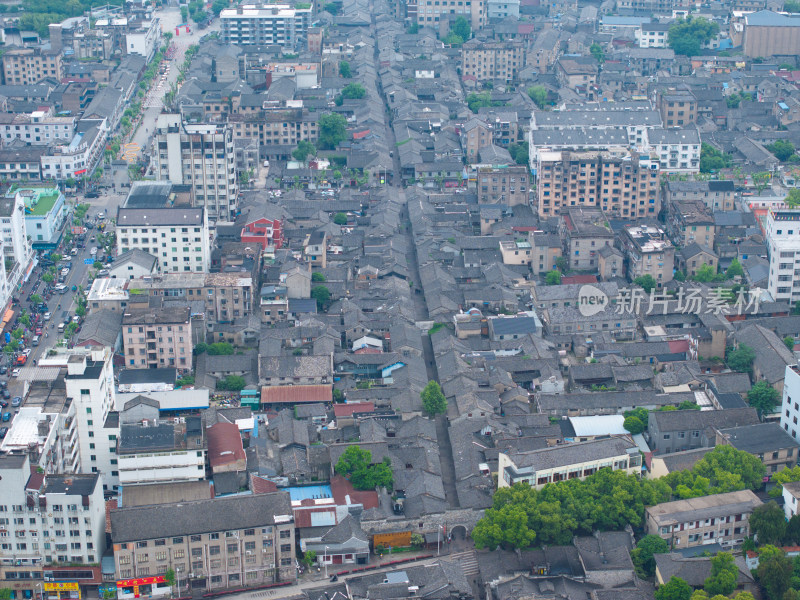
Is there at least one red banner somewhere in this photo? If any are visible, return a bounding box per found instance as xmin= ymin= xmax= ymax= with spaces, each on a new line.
xmin=116 ymin=576 xmax=166 ymax=588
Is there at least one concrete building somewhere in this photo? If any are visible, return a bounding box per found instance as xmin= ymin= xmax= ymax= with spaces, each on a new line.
xmin=63 ymin=348 xmax=121 ymax=491
xmin=0 ymin=108 xmax=75 ymax=146
xmin=116 ymin=206 xmax=211 ymax=274
xmin=499 ymin=240 xmax=533 ymax=266
xmin=498 ymin=436 xmax=641 ymax=488
xmin=487 ymin=0 xmax=519 ymax=19
xmin=109 ymin=249 xmax=158 ymax=280
xmin=648 ymin=128 xmax=701 ymax=173
xmin=220 ymin=4 xmax=312 ymax=48
xmin=637 ymin=21 xmax=671 ymax=48
xmin=110 ymin=493 xmax=297 ymax=594
xmin=408 ymin=0 xmax=485 ymax=30
xmin=0 ymin=454 xmax=107 ymax=598
xmin=531 ymin=232 xmax=562 ymax=276
xmin=152 ymin=114 xmax=238 ymax=222
xmin=668 ymin=199 xmax=715 ymax=248
xmin=87 ymin=277 xmax=130 ymax=313
xmin=40 ymin=124 xmax=108 ymax=182
xmin=743 ymin=11 xmax=800 ymax=57
xmin=122 ymin=306 xmax=193 ymax=371
xmin=476 ymin=165 xmax=529 ymax=206
xmin=117 ymin=414 xmax=206 ymax=485
xmin=645 ymin=490 xmax=762 ymax=549
xmin=715 ymin=423 xmax=800 ymax=475
xmin=619 ymin=224 xmax=674 ymax=288
xmin=2 ymin=48 xmax=63 ymax=85
xmin=0 ymin=192 xmax=34 ymax=293
xmin=780 ymin=365 xmax=800 ymax=442
xmin=560 ymin=207 xmax=614 ymax=272
xmin=664 ymin=180 xmax=736 ymax=212
xmin=534 ymin=150 xmax=660 ymax=219
xmin=656 ymin=86 xmax=697 ymax=128
xmin=766 ymin=207 xmax=800 ymax=303
xmin=125 ymin=17 xmax=161 ymax=60
xmin=12 ymin=187 xmax=68 ymax=249
xmin=460 ymin=39 xmax=525 ymax=81
xmin=782 ymin=481 xmax=800 ymax=521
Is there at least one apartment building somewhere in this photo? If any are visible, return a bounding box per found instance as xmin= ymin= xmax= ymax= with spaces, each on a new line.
xmin=531 ymin=232 xmax=562 ymax=276
xmin=125 ymin=17 xmax=161 ymax=60
xmin=0 ymin=145 xmax=46 ymax=182
xmin=668 ymin=199 xmax=715 ymax=248
xmin=556 ymin=57 xmax=598 ymax=98
xmin=62 ymin=348 xmax=121 ymax=491
xmin=260 ymin=285 xmax=289 ymax=324
xmin=499 ymin=240 xmax=533 ymax=266
xmin=715 ymin=423 xmax=800 ymax=475
xmin=460 ymin=39 xmax=525 ymax=81
xmin=122 ymin=306 xmax=193 ymax=371
xmin=656 ymin=86 xmax=697 ymax=128
xmin=534 ymin=150 xmax=660 ymax=219
xmin=781 ymin=365 xmax=800 ymax=441
xmin=487 ymin=0 xmax=519 ymax=19
xmin=110 ymin=493 xmax=297 ymax=594
xmin=647 ymin=407 xmax=760 ymax=455
xmin=498 ymin=436 xmax=641 ymax=488
xmin=0 ymin=403 xmax=80 ymax=474
xmin=0 ymin=109 xmax=75 ymax=146
xmin=40 ymin=124 xmax=108 ymax=182
xmin=619 ymin=224 xmax=675 ymax=288
xmin=220 ymin=4 xmax=312 ymax=48
xmin=50 ymin=16 xmax=114 ymax=60
xmin=645 ymin=490 xmax=762 ymax=549
xmin=616 ymin=0 xmax=692 ymax=13
xmin=0 ymin=455 xmax=107 ymax=598
xmin=127 ymin=272 xmax=255 ymax=322
xmin=14 ymin=186 xmax=68 ymax=249
xmin=409 ymin=0 xmax=485 ymax=29
xmin=116 ymin=207 xmax=211 ymax=274
xmin=664 ymin=180 xmax=736 ymax=211
xmin=648 ymin=128 xmax=701 ymax=173
xmin=229 ymin=108 xmax=319 ymax=148
xmin=152 ymin=114 xmax=238 ymax=222
xmin=766 ymin=207 xmax=800 ymax=303
xmin=476 ymin=165 xmax=529 ymax=206
xmin=560 ymin=207 xmax=614 ymax=271
xmin=637 ymin=21 xmax=671 ymax=48
xmin=117 ymin=414 xmax=206 ymax=485
xmin=0 ymin=193 xmax=34 ymax=293
xmin=2 ymin=48 xmax=63 ymax=85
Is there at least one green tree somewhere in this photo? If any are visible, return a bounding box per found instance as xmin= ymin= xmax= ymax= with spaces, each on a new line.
xmin=421 ymin=380 xmax=447 ymax=415
xmin=318 ymin=113 xmax=348 ymax=150
xmin=700 ymin=143 xmax=732 ymax=173
xmin=164 ymin=568 xmax=176 ymax=588
xmin=785 ymin=514 xmax=800 ymax=545
xmin=311 ymin=272 xmax=326 ymax=282
xmin=786 ymin=336 xmax=796 ymax=351
xmin=757 ymin=546 xmax=793 ymax=600
xmin=339 ymin=60 xmax=352 ymax=78
xmin=693 ymin=264 xmax=716 ymax=282
xmin=770 ymin=465 xmax=800 ymax=497
xmin=623 ymin=416 xmax=645 ymax=435
xmin=211 ymin=0 xmax=228 ymax=15
xmin=333 ymin=212 xmax=348 ymax=225
xmin=786 ymin=188 xmax=800 ymax=209
xmin=655 ymin=576 xmax=693 ymax=600
xmin=767 ymin=140 xmax=796 ymax=162
xmin=786 ymin=0 xmax=800 ymax=10
xmin=311 ymin=285 xmax=331 ymax=310
xmin=747 ymin=380 xmax=780 ymax=416
xmin=450 ymin=15 xmax=471 ymax=41
xmin=0 ymin=590 xmax=14 ymax=600
xmin=751 ymin=502 xmax=788 ymax=546
xmin=589 ymin=42 xmax=605 ymax=63
xmin=631 ymin=535 xmax=669 ymax=578
xmin=624 ymin=407 xmax=649 ymax=428
xmin=668 ymin=17 xmax=720 ymax=56
xmin=634 ymin=275 xmax=657 ymax=293
xmin=292 ymin=140 xmax=316 ymax=162
xmin=218 ymin=375 xmax=246 ymax=391
xmin=727 ymin=344 xmax=755 ymax=373
xmin=508 ymin=142 xmax=529 ymax=165
xmin=545 ymin=270 xmax=562 ymax=286
xmin=726 ymin=258 xmax=744 ymax=279
xmin=334 ymin=82 xmax=366 ymax=106
xmin=300 ymin=550 xmax=317 ymax=568
xmin=407 ymin=22 xmax=419 ymax=33
xmin=664 ymin=446 xmax=765 ymax=497
xmin=527 ymin=85 xmax=548 ymax=108
xmin=726 ymin=93 xmax=742 ymax=109
xmin=335 ymin=446 xmax=393 ymax=490
xmin=207 ymin=342 xmax=234 ymax=355
xmin=30 ymin=293 xmax=42 ymax=305
xmin=703 ymin=552 xmax=737 ymax=597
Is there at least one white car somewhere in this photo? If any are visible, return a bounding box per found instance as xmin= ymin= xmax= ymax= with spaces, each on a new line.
xmin=43 ymin=312 xmax=51 ymax=321
xmin=60 ymin=268 xmax=70 ymax=277
xmin=90 ymin=247 xmax=98 ymax=256
xmin=11 ymin=369 xmax=20 ymax=378
xmin=21 ymin=349 xmax=31 ymax=357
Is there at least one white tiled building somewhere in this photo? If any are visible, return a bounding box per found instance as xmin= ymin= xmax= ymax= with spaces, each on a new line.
xmin=766 ymin=207 xmax=800 ymax=303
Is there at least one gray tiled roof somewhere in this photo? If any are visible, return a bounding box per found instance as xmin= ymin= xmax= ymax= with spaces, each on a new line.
xmin=507 ymin=436 xmax=636 ymax=470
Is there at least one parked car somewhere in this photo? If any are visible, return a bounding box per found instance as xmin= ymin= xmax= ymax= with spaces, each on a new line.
xmin=90 ymin=247 xmax=98 ymax=256
xmin=43 ymin=312 xmax=51 ymax=321
xmin=0 ymin=365 xmax=7 ymax=375
xmin=11 ymin=397 xmax=21 ymax=407
xmin=11 ymin=368 xmax=20 ymax=377
xmin=1 ymin=389 xmax=9 ymax=400
xmin=2 ymin=412 xmax=10 ymax=422
xmin=0 ymin=427 xmax=8 ymax=438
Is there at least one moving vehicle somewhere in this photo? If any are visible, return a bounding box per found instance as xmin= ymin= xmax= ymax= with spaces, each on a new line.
xmin=86 ymin=191 xmax=99 ymax=198
xmin=16 ymin=355 xmax=26 ymax=366
xmin=21 ymin=349 xmax=31 ymax=357
xmin=2 ymin=412 xmax=10 ymax=422
xmin=43 ymin=312 xmax=51 ymax=321
xmin=31 ymin=336 xmax=39 ymax=346
xmin=90 ymin=247 xmax=98 ymax=256
xmin=11 ymin=369 xmax=20 ymax=377
xmin=11 ymin=397 xmax=21 ymax=407
xmin=57 ymin=323 xmax=65 ymax=334
xmin=1 ymin=389 xmax=9 ymax=400
xmin=0 ymin=427 xmax=7 ymax=437
xmin=70 ymin=248 xmax=78 ymax=256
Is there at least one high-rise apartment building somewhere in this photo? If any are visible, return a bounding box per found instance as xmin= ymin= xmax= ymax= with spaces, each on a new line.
xmin=152 ymin=114 xmax=238 ymax=222
xmin=2 ymin=48 xmax=63 ymax=85
xmin=220 ymin=4 xmax=311 ymax=47
xmin=766 ymin=207 xmax=800 ymax=303
xmin=460 ymin=39 xmax=525 ymax=81
xmin=408 ymin=0 xmax=485 ymax=29
xmin=122 ymin=306 xmax=193 ymax=371
xmin=534 ymin=150 xmax=660 ymax=219
xmin=0 ymin=193 xmax=34 ymax=292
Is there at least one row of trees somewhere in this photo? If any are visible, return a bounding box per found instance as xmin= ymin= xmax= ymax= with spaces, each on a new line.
xmin=472 ymin=446 xmax=764 ymax=550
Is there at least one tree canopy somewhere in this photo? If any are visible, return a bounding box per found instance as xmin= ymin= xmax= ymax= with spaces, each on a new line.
xmin=668 ymin=17 xmax=720 ymax=56
xmin=631 ymin=535 xmax=669 ymax=578
xmin=421 ymin=381 xmax=447 ymax=415
xmin=311 ymin=285 xmax=331 ymax=310
xmin=703 ymin=552 xmax=737 ymax=597
xmin=623 ymin=416 xmax=645 ymax=435
xmin=339 ymin=61 xmax=352 ymax=78
xmin=292 ymin=140 xmax=316 ymax=163
xmin=700 ymin=143 xmax=732 ymax=173
xmin=664 ymin=446 xmax=766 ymax=499
xmin=655 ymin=576 xmax=692 ymax=600
xmin=318 ymin=113 xmax=348 ymax=150
xmin=770 ymin=465 xmax=800 ymax=497
xmin=335 ymin=446 xmax=393 ymax=491
xmin=756 ymin=545 xmax=793 ymax=600
xmin=527 ymin=85 xmax=548 ymax=108
xmin=450 ymin=16 xmax=471 ymax=41
xmin=727 ymin=344 xmax=755 ymax=373
xmin=634 ymin=275 xmax=657 ymax=293
xmin=767 ymin=140 xmax=796 ymax=162
xmin=545 ymin=270 xmax=562 ymax=286
xmin=750 ymin=502 xmax=788 ymax=546
xmin=747 ymin=380 xmax=780 ymax=416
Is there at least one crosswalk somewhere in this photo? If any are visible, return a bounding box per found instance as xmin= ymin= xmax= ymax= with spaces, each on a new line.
xmin=448 ymin=550 xmax=479 ymax=576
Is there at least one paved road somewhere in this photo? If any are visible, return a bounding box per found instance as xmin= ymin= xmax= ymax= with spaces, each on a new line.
xmin=130 ymin=9 xmax=222 ymax=164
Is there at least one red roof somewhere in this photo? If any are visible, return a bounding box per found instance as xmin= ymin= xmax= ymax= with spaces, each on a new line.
xmin=25 ymin=472 xmax=44 ymax=492
xmin=518 ymin=23 xmax=536 ymax=33
xmin=354 ymin=347 xmax=383 ymax=354
xmin=206 ymin=422 xmax=246 ymax=469
xmin=668 ymin=339 xmax=690 ymax=354
xmin=250 ymin=475 xmax=279 ymax=495
xmin=561 ymin=275 xmax=598 ymax=285
xmin=333 ymin=402 xmax=376 ymax=418
xmin=261 ymin=384 xmax=332 ymax=404
xmin=330 ymin=474 xmax=379 ymax=509
xmin=293 ymin=505 xmax=338 ymax=528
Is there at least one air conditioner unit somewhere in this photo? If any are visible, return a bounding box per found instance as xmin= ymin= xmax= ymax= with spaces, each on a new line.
xmin=246 ymin=551 xmax=252 ymax=555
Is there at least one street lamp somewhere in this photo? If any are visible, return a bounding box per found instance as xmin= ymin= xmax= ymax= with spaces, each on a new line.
xmin=324 ymin=546 xmax=329 ymax=579
xmin=437 ymin=525 xmax=444 ymax=556
xmin=35 ymin=581 xmax=43 ymax=600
